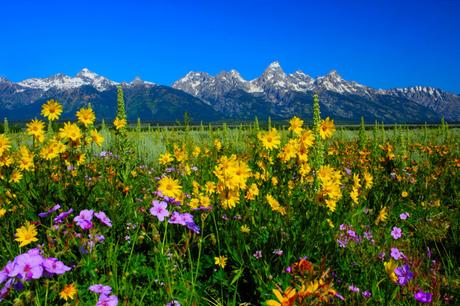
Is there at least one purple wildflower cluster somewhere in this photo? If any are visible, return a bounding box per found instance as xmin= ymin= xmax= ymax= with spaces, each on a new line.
xmin=149 ymin=198 xmax=200 ymax=234
xmin=166 ymin=300 xmax=181 ymax=306
xmin=336 ymin=224 xmax=368 ymax=248
xmin=0 ymin=248 xmax=71 ymax=301
xmin=414 ymin=290 xmax=432 ymax=303
xmin=89 ymin=284 xmax=118 ymax=306
xmin=348 ymin=285 xmax=371 ymax=298
xmin=154 ymin=190 xmax=181 ymax=206
xmin=74 ymin=209 xmax=113 ymax=230
xmin=169 ymin=212 xmax=200 ymax=234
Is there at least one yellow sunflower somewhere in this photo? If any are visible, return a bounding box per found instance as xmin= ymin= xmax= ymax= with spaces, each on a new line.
xmin=41 ymin=99 xmax=63 ymax=121
xmin=76 ymin=107 xmax=96 ymax=127
xmin=15 ymin=221 xmax=38 ymax=247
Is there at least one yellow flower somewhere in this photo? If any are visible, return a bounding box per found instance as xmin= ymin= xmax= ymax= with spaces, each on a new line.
xmin=384 ymin=260 xmax=398 ymax=282
xmin=157 ymin=176 xmax=182 ymax=199
xmin=0 ymin=207 xmax=6 ymax=217
xmin=214 ymin=255 xmax=227 ymax=269
xmin=326 ymin=218 xmax=334 ymax=228
xmin=245 ymin=183 xmax=259 ymax=200
xmin=90 ymin=129 xmax=104 ymax=146
xmin=240 ymin=225 xmax=250 ymax=233
xmin=9 ymin=170 xmax=23 ymax=183
xmin=60 ymin=284 xmax=77 ymax=301
xmin=288 ymin=116 xmax=303 ymax=135
xmin=214 ymin=139 xmax=222 ymax=151
xmin=113 ymin=117 xmax=127 ymax=130
xmin=192 ymin=146 xmax=201 ymax=157
xmin=0 ymin=134 xmax=11 ymax=156
xmin=319 ymin=117 xmax=335 ymax=139
xmin=15 ymin=221 xmax=38 ymax=247
xmin=41 ymin=99 xmax=63 ymax=121
xmin=364 ymin=171 xmax=373 ymax=189
xmin=59 ymin=122 xmax=82 ymax=142
xmin=0 ymin=155 xmax=14 ymax=167
xmin=26 ymin=119 xmax=45 ymax=138
xmin=17 ymin=146 xmax=34 ymax=171
xmin=266 ymin=287 xmax=296 ymax=306
xmin=76 ymin=107 xmax=95 ymax=127
xmin=401 ymin=191 xmax=408 ymax=198
xmin=40 ymin=142 xmax=60 ymax=160
xmin=266 ymin=194 xmax=286 ymax=215
xmin=375 ymin=206 xmax=388 ymax=225
xmin=258 ymin=128 xmax=281 ymax=150
xmin=159 ymin=152 xmax=174 ymax=165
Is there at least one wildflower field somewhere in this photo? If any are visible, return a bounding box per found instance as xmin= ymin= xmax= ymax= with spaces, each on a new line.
xmin=0 ymin=93 xmax=459 ymax=305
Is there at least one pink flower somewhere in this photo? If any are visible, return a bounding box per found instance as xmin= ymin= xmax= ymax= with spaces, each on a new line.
xmin=391 ymin=227 xmax=402 ymax=240
xmin=391 ymin=247 xmax=404 ymax=260
xmin=96 ymin=294 xmax=118 ymax=306
xmin=149 ymin=200 xmax=170 ymax=222
xmin=43 ymin=258 xmax=71 ymax=275
xmin=399 ymin=212 xmax=410 ymax=220
xmin=89 ymin=284 xmax=112 ymax=296
xmin=9 ymin=253 xmax=44 ymax=281
xmin=95 ymin=211 xmax=112 ymax=227
xmin=74 ymin=209 xmax=94 ymax=230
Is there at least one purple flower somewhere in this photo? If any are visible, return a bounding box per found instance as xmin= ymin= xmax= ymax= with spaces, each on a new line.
xmin=74 ymin=209 xmax=94 ymax=230
xmin=89 ymin=284 xmax=112 ymax=296
xmin=378 ymin=252 xmax=386 ymax=261
xmin=9 ymin=253 xmax=44 ymax=281
xmin=345 ymin=168 xmax=352 ymax=176
xmin=253 ymin=250 xmax=262 ymax=259
xmin=347 ymin=230 xmax=357 ymax=238
xmin=43 ymin=258 xmax=71 ymax=275
xmin=168 ymin=212 xmax=185 ymax=225
xmin=414 ymin=290 xmax=432 ymax=303
xmin=95 ymin=211 xmax=112 ymax=227
xmin=186 ymin=221 xmax=200 ymax=234
xmin=38 ymin=204 xmax=61 ymax=218
xmin=0 ymin=261 xmax=15 ymax=284
xmin=391 ymin=227 xmax=402 ymax=240
xmin=166 ymin=300 xmax=181 ymax=306
xmin=96 ymin=294 xmax=118 ymax=306
xmin=339 ymin=224 xmax=347 ymax=231
xmin=391 ymin=247 xmax=404 ymax=260
xmin=54 ymin=208 xmax=73 ymax=224
xmin=348 ymin=285 xmax=360 ymax=293
xmin=150 ymin=200 xmax=170 ymax=222
xmin=362 ymin=291 xmax=372 ymax=298
xmin=400 ymin=212 xmax=410 ymax=220
xmin=363 ymin=231 xmax=373 ymax=241
xmin=337 ymin=238 xmax=348 ymax=248
xmin=395 ymin=264 xmax=413 ymax=286
xmin=0 ymin=278 xmax=14 ymax=301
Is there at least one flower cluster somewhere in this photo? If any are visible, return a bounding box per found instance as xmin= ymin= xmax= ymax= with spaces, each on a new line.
xmin=0 ymin=248 xmax=71 ymax=301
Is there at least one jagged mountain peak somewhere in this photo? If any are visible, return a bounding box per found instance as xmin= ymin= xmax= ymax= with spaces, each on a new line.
xmin=0 ymin=77 xmax=12 ymax=84
xmin=262 ymin=61 xmax=286 ymax=77
xmin=76 ymin=68 xmax=99 ymax=79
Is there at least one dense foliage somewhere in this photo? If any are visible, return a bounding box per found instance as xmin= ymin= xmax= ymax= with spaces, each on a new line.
xmin=0 ymin=96 xmax=459 ymax=305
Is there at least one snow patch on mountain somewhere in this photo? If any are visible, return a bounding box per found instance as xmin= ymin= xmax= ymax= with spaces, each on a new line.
xmin=18 ymin=68 xmax=118 ymax=92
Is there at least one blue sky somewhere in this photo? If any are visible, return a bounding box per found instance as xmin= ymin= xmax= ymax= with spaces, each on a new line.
xmin=1 ymin=0 xmax=459 ymax=92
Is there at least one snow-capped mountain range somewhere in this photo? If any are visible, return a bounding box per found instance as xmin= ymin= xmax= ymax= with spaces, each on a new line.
xmin=15 ymin=68 xmax=155 ymax=92
xmin=172 ymin=61 xmax=460 ymax=121
xmin=0 ymin=63 xmax=459 ymax=122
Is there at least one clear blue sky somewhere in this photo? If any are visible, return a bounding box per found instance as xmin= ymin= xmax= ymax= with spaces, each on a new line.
xmin=1 ymin=0 xmax=459 ymax=92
